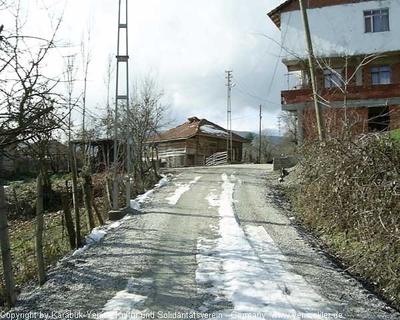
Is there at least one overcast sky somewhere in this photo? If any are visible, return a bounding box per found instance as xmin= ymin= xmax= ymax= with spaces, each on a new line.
xmin=4 ymin=0 xmax=287 ymax=135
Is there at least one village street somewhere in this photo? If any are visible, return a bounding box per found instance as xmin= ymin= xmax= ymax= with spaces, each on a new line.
xmin=3 ymin=164 xmax=399 ymax=320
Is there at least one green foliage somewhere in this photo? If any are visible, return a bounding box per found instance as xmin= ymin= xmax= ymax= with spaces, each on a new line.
xmin=50 ymin=173 xmax=73 ymax=181
xmin=390 ymin=128 xmax=400 ymax=142
xmin=245 ymin=132 xmax=255 ymax=141
xmin=294 ymin=133 xmax=400 ymax=309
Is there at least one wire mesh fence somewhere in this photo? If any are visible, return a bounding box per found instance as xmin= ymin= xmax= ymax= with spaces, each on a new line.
xmin=0 ymin=185 xmax=108 ymax=310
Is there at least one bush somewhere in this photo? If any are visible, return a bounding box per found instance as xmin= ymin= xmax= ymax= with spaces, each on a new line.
xmin=294 ymin=133 xmax=400 ymax=309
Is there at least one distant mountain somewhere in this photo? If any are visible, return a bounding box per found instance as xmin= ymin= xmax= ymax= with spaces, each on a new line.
xmin=234 ymin=131 xmax=283 ymax=145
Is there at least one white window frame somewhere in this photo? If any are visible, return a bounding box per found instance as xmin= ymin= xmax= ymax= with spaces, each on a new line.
xmin=324 ymin=69 xmax=342 ymax=88
xmin=364 ymin=9 xmax=389 ymax=33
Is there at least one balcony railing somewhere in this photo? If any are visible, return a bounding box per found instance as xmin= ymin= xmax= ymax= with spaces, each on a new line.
xmin=281 ymin=83 xmax=400 ymax=106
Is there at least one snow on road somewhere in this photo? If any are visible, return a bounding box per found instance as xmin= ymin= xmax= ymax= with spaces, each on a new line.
xmin=166 ymin=176 xmax=202 ymax=205
xmin=101 ymin=278 xmax=154 ymax=319
xmin=196 ymin=173 xmax=342 ymax=319
xmin=92 ymin=171 xmax=342 ymax=319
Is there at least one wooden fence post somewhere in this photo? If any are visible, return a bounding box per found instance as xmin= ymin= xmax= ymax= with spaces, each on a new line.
xmin=0 ymin=186 xmax=16 ymax=308
xmin=83 ymin=173 xmax=95 ymax=231
xmin=36 ymin=174 xmax=46 ymax=285
xmin=69 ymin=142 xmax=81 ymax=248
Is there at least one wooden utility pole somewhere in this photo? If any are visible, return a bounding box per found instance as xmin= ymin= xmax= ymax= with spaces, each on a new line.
xmin=0 ymin=186 xmax=16 ymax=308
xmin=259 ymin=105 xmax=262 ymax=163
xmin=299 ymin=0 xmax=326 ymax=141
xmin=35 ymin=174 xmax=46 ymax=285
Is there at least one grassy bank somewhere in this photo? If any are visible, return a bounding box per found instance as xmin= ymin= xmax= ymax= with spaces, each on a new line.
xmin=293 ymin=133 xmax=400 ymax=310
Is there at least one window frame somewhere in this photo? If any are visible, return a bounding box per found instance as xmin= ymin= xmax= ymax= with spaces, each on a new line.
xmin=323 ymin=68 xmax=343 ymax=88
xmin=364 ymin=8 xmax=389 ymax=33
xmin=371 ymin=66 xmax=391 ymax=85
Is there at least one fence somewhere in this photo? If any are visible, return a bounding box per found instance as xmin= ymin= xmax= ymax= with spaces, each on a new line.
xmin=0 ymin=178 xmax=107 ymax=310
xmin=205 ymin=151 xmax=228 ymax=166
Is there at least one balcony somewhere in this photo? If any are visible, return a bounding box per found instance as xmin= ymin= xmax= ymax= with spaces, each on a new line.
xmin=281 ymin=83 xmax=400 ymax=110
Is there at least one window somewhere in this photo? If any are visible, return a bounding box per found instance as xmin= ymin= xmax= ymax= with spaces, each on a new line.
xmin=368 ymin=106 xmax=390 ymax=132
xmin=324 ymin=69 xmax=342 ymax=88
xmin=364 ymin=9 xmax=389 ymax=33
xmin=371 ymin=66 xmax=391 ymax=84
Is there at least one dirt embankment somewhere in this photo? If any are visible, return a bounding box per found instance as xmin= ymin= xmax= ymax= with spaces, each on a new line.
xmin=282 ymin=134 xmax=400 ymax=312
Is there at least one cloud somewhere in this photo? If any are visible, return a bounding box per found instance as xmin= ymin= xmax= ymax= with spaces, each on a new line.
xmin=4 ymin=0 xmax=287 ymax=134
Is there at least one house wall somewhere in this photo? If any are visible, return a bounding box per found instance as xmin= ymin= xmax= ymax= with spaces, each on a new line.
xmin=389 ymin=105 xmax=400 ymax=130
xmin=0 ymin=150 xmax=15 ymax=176
xmin=157 ymin=136 xmax=244 ymax=167
xmin=302 ymin=106 xmax=368 ymax=140
xmin=281 ymin=0 xmax=400 ymax=61
xmin=300 ymin=105 xmax=400 ymax=139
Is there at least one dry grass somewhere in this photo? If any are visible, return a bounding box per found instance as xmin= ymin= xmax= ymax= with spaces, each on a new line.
xmin=294 ymin=133 xmax=400 ymax=309
xmin=0 ymin=174 xmax=111 ymax=310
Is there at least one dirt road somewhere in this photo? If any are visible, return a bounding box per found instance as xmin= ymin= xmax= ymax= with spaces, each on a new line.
xmin=3 ymin=164 xmax=399 ymax=319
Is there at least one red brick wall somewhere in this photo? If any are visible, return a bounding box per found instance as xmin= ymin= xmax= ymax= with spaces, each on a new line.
xmin=392 ymin=63 xmax=400 ymax=84
xmin=362 ymin=62 xmax=400 ymax=85
xmin=302 ymin=105 xmax=368 ymax=140
xmin=389 ymin=105 xmax=400 ymax=130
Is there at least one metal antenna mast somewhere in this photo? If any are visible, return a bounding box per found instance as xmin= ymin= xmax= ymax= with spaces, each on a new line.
xmin=225 ymin=70 xmax=234 ymax=162
xmin=111 ymin=0 xmax=130 ymax=215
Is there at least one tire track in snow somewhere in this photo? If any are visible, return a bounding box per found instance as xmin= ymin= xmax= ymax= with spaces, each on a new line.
xmin=197 ymin=173 xmax=341 ymax=319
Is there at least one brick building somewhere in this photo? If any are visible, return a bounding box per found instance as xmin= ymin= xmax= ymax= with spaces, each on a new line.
xmin=268 ymin=0 xmax=400 ymax=141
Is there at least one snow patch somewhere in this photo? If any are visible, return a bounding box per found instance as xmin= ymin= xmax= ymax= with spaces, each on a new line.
xmin=72 ymin=229 xmax=107 ymax=256
xmin=130 ymin=189 xmax=155 ymax=210
xmin=154 ymin=174 xmax=172 ymax=188
xmin=130 ymin=174 xmax=172 ymax=210
xmin=166 ymin=176 xmax=201 ymax=205
xmin=200 ymin=124 xmax=227 ymax=137
xmin=196 ymin=173 xmax=337 ymax=318
xmin=100 ymin=278 xmax=153 ymax=319
xmin=206 ymin=191 xmax=219 ymax=208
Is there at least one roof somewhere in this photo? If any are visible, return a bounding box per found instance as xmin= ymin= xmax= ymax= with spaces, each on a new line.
xmin=268 ymin=0 xmax=293 ymax=29
xmin=268 ymin=0 xmax=374 ymax=29
xmin=150 ymin=117 xmax=249 ymax=143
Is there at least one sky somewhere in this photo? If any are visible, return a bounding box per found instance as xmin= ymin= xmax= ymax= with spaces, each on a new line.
xmin=2 ymin=0 xmax=288 ymax=135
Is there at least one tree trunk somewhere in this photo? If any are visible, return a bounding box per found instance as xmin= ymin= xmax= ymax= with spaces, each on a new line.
xmin=35 ymin=174 xmax=46 ymax=286
xmin=69 ymin=142 xmax=81 ymax=248
xmin=105 ymin=175 xmax=112 ymax=210
xmin=92 ymin=197 xmax=104 ymax=225
xmin=0 ymin=186 xmax=16 ymax=309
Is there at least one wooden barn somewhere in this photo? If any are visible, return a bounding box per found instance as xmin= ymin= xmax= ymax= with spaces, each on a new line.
xmin=149 ymin=117 xmax=249 ymax=167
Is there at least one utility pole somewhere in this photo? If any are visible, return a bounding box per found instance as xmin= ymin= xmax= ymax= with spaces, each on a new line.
xmin=225 ymin=70 xmax=234 ymax=162
xmin=278 ymin=115 xmax=282 ymax=137
xmin=111 ymin=0 xmax=130 ymax=218
xmin=299 ymin=0 xmax=326 ymax=141
xmin=259 ymin=105 xmax=262 ymax=164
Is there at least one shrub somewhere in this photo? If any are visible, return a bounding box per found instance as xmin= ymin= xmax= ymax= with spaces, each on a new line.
xmin=295 ymin=133 xmax=400 ymax=309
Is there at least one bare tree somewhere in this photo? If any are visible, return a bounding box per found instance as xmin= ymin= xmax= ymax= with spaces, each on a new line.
xmin=102 ymin=54 xmax=115 ymax=139
xmin=0 ymin=0 xmax=66 ymax=149
xmin=315 ymin=53 xmax=382 ymax=137
xmin=129 ymin=73 xmax=170 ymax=184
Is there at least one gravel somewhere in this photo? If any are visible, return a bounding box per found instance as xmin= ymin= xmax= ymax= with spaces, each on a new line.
xmin=2 ymin=164 xmax=399 ymax=320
